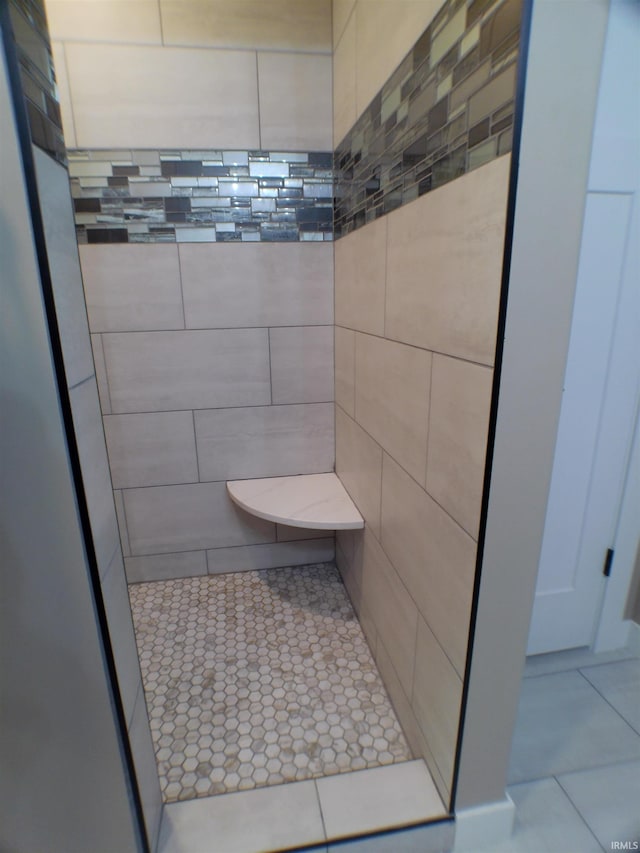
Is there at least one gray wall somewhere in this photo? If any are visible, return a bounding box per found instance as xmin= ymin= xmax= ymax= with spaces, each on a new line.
xmin=455 ymin=0 xmax=610 ymax=810
xmin=0 ymin=40 xmax=141 ymax=853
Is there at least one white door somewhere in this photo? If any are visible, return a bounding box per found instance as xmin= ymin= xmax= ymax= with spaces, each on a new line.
xmin=527 ymin=0 xmax=640 ymax=656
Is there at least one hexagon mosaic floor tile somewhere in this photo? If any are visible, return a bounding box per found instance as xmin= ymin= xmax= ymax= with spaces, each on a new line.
xmin=128 ymin=562 xmax=413 ymax=803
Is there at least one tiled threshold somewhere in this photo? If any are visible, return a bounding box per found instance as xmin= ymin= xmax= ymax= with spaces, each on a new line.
xmin=158 ymin=759 xmax=450 ymax=853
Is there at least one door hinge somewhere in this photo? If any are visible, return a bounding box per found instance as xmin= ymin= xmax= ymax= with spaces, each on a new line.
xmin=603 ymin=547 xmax=615 ymax=577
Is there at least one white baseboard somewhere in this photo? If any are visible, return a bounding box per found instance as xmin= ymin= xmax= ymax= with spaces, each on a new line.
xmin=453 ymin=795 xmax=515 ymax=852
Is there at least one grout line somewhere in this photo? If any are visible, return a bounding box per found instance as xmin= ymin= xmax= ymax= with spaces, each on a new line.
xmin=99 ymin=323 xmax=335 ymax=335
xmin=191 ymin=409 xmax=201 ymax=482
xmin=576 ymin=668 xmax=640 ymax=737
xmin=554 ymin=774 xmax=610 ymax=853
xmin=267 ymin=328 xmax=273 ymax=405
xmin=115 ymin=489 xmax=133 ymax=558
xmin=68 ymin=372 xmax=95 ymax=391
xmin=101 ymin=401 xmax=333 ymax=417
xmin=157 ymin=0 xmax=165 ymax=46
xmin=313 ymin=780 xmax=328 ymax=841
xmin=175 ymin=243 xmax=187 ymax=329
xmin=424 ymin=353 xmax=434 ymax=489
xmin=98 ymin=333 xmax=114 ymax=414
xmin=60 ymin=42 xmax=79 ymax=148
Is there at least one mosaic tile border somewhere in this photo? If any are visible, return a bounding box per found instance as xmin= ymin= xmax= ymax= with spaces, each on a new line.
xmin=334 ymin=0 xmax=522 ymax=238
xmin=8 ymin=0 xmax=65 ymax=165
xmin=69 ymin=150 xmax=334 ymax=243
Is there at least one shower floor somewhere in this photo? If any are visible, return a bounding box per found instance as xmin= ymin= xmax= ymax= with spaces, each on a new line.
xmin=129 ymin=562 xmax=412 ymax=803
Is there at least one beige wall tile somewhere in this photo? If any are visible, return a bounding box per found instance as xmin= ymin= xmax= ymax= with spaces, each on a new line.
xmin=194 ymin=403 xmax=334 ymax=481
xmin=334 ymin=217 xmax=386 ymax=336
xmin=375 ymin=639 xmax=450 ymax=803
xmin=412 ymin=615 xmax=464 ymax=790
xmin=360 ymin=529 xmax=418 ymax=696
xmin=427 ymin=355 xmax=493 ymax=539
xmin=104 ymin=411 xmax=198 ymax=489
xmin=160 ymin=0 xmax=331 ymax=52
xmin=333 ymin=10 xmax=357 ymax=147
xmin=113 ymin=488 xmax=130 ymax=556
xmin=258 ymin=52 xmax=332 ymax=150
xmin=355 ymin=333 xmax=431 ymax=486
xmin=45 ymin=0 xmax=162 ymax=43
xmin=206 ymin=538 xmax=335 ymax=574
xmin=66 ymin=43 xmax=260 ymax=148
xmin=69 ymin=379 xmax=121 ymax=577
xmin=179 ymin=243 xmax=333 ymax=330
xmin=335 ymin=406 xmax=382 ymax=539
xmin=101 ymin=550 xmax=142 ymax=726
xmin=276 ymin=524 xmax=333 ymax=542
xmin=102 ymin=329 xmax=271 ymax=413
xmin=380 ymin=453 xmax=475 ymax=677
xmin=124 ymin=481 xmax=275 ymax=555
xmin=91 ymin=334 xmax=111 ymax=414
xmin=270 ymin=326 xmax=334 ymax=404
xmin=335 ymin=529 xmax=364 ymax=609
xmin=335 ymin=326 xmax=355 ymax=417
xmin=51 ymin=42 xmax=75 ymax=147
xmin=79 ymin=244 xmax=183 ymax=333
xmin=333 ymin=0 xmax=356 ymax=48
xmin=355 ymin=0 xmax=441 ymax=118
xmin=385 ymin=156 xmax=511 ymax=365
xmin=125 ymin=550 xmax=208 ymax=583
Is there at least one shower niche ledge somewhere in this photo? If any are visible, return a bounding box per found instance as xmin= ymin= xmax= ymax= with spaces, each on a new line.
xmin=227 ymin=473 xmax=364 ymax=530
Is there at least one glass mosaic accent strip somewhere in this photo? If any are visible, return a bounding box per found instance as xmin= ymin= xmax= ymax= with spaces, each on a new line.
xmin=69 ymin=150 xmax=334 ymax=244
xmin=8 ymin=0 xmax=66 ymax=165
xmin=333 ymin=0 xmax=522 ymax=238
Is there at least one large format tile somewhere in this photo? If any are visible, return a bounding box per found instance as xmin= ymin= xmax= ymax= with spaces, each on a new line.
xmin=123 ymin=482 xmax=276 ymax=555
xmin=335 ymin=406 xmax=383 ymax=539
xmin=579 ymin=658 xmax=640 ymax=733
xmin=380 ymin=454 xmax=476 ymax=677
xmin=79 ymin=245 xmax=183 ymax=333
xmin=179 ymin=242 xmax=333 ymax=330
xmin=69 ymin=378 xmax=121 ymax=577
xmin=457 ymin=778 xmax=604 ymax=853
xmin=334 ymin=327 xmax=355 ymax=417
xmin=386 ymin=156 xmax=510 ymax=365
xmin=102 ymin=329 xmax=271 ymax=413
xmin=328 ymin=821 xmax=454 ymax=853
xmin=195 ymin=403 xmax=333 ymax=481
xmin=270 ymin=326 xmax=334 ymax=404
xmin=206 ymin=538 xmax=335 ymax=573
xmin=45 ymin=0 xmax=162 ymax=44
xmin=104 ymin=411 xmax=198 ymax=489
xmin=125 ymin=550 xmax=208 ymax=584
xmin=101 ymin=549 xmax=142 ymax=727
xmin=334 ymin=218 xmax=386 ymax=336
xmin=66 ymin=43 xmax=260 ymax=148
xmin=258 ymin=53 xmax=332 ymax=150
xmin=412 ymin=615 xmax=464 ymax=791
xmin=316 ymin=760 xmax=444 ymax=839
xmin=508 ymin=671 xmax=640 ymax=783
xmin=333 ymin=10 xmax=357 ymax=148
xmin=426 ymin=355 xmax=493 ymax=538
xmin=34 ymin=146 xmax=93 ymax=387
xmin=558 ymin=760 xmax=640 ymax=850
xmin=355 ymin=334 xmax=431 ymax=485
xmin=160 ymin=0 xmax=331 ymax=52
xmin=159 ymin=781 xmax=324 ymax=853
xmin=360 ymin=529 xmax=418 ymax=696
xmin=333 ymin=0 xmax=356 ymax=48
xmin=355 ymin=0 xmax=441 ymax=117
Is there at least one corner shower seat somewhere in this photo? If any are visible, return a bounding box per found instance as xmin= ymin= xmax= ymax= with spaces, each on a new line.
xmin=226 ymin=473 xmax=364 ymax=530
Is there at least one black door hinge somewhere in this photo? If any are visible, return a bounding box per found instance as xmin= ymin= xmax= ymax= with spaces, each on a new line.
xmin=603 ymin=547 xmax=615 ymax=577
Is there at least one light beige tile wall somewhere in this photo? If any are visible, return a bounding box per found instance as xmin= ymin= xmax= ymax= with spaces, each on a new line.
xmin=81 ymin=243 xmax=336 ymax=582
xmin=334 ymin=155 xmax=511 ymax=801
xmin=45 ymin=0 xmax=332 ymax=149
xmin=332 ymin=0 xmax=442 ymax=146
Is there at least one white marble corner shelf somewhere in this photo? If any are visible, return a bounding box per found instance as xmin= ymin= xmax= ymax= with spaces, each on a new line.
xmin=226 ymin=473 xmax=364 ymax=531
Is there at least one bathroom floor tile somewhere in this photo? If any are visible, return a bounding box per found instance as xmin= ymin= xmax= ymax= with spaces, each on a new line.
xmin=579 ymin=658 xmax=640 ymax=733
xmin=507 ymin=671 xmax=640 ymax=784
xmin=557 ymin=759 xmax=640 ymax=850
xmin=129 ymin=563 xmax=412 ymax=803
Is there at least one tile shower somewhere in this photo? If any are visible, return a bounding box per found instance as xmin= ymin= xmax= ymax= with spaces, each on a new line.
xmin=11 ymin=0 xmax=523 ymax=845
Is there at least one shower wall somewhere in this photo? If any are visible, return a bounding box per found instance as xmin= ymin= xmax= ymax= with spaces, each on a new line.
xmin=332 ymin=0 xmax=519 ymax=802
xmin=46 ymin=0 xmax=336 ymax=582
